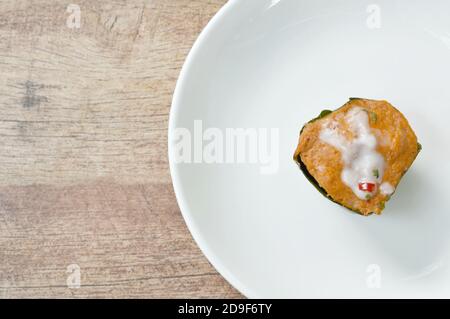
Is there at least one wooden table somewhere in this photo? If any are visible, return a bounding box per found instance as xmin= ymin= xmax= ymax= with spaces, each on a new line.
xmin=0 ymin=0 xmax=241 ymax=298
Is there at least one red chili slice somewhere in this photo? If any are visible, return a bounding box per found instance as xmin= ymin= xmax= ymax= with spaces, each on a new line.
xmin=358 ymin=182 xmax=376 ymax=192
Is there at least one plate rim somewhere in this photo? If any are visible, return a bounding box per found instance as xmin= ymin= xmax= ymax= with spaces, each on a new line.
xmin=168 ymin=0 xmax=256 ymax=298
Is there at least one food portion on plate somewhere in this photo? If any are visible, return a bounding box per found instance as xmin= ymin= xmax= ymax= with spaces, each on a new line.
xmin=294 ymin=98 xmax=421 ymax=216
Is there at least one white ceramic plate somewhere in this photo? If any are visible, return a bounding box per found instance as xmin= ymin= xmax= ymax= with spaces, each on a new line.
xmin=169 ymin=0 xmax=450 ymax=298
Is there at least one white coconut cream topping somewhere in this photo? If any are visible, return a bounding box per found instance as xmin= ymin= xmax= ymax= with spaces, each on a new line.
xmin=380 ymin=182 xmax=395 ymax=196
xmin=319 ymin=107 xmax=395 ymax=200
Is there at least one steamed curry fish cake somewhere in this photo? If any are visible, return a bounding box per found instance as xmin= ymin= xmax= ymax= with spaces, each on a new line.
xmin=294 ymin=98 xmax=421 ymax=216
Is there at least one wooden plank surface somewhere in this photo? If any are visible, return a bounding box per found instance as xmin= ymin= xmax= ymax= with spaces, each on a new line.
xmin=0 ymin=0 xmax=241 ymax=298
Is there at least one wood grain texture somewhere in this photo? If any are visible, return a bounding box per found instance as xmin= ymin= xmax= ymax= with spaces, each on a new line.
xmin=0 ymin=0 xmax=242 ymax=298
